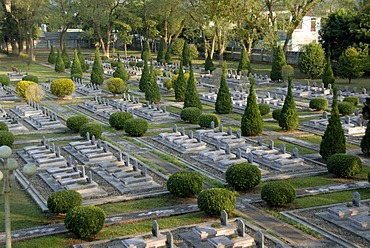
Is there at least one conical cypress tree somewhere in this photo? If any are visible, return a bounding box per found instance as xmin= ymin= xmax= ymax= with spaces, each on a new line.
xmin=55 ymin=49 xmax=65 ymax=73
xmin=184 ymin=60 xmax=202 ymax=110
xmin=139 ymin=57 xmax=150 ymax=92
xmin=157 ymin=38 xmax=166 ymax=63
xmin=279 ymin=77 xmax=299 ymax=130
xmin=204 ymin=50 xmax=215 ymax=72
xmin=320 ymin=86 xmax=346 ymax=160
xmin=113 ymin=62 xmax=130 ymax=82
xmin=270 ymin=45 xmax=287 ymax=82
xmin=165 ymin=49 xmax=172 ymax=64
xmin=181 ymin=42 xmax=190 ymax=67
xmin=71 ymin=49 xmax=83 ymax=80
xmin=361 ymin=121 xmax=370 ymax=155
xmin=237 ymin=48 xmax=252 ymax=75
xmin=145 ymin=61 xmax=161 ymax=103
xmin=48 ymin=45 xmax=55 ymax=64
xmin=141 ymin=40 xmax=151 ymax=60
xmin=91 ymin=48 xmax=104 ymax=85
xmin=322 ymin=56 xmax=335 ymax=88
xmin=77 ymin=44 xmax=88 ymax=72
xmin=241 ymin=77 xmax=263 ymax=136
xmin=62 ymin=45 xmax=71 ymax=68
xmin=215 ymin=62 xmax=233 ymax=114
xmin=174 ymin=61 xmax=187 ymax=101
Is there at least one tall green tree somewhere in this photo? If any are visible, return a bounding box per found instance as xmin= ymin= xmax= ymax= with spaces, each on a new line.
xmin=279 ymin=77 xmax=299 ymax=130
xmin=299 ymin=43 xmax=325 ymax=79
xmin=55 ymin=49 xmax=65 ymax=73
xmin=139 ymin=57 xmax=150 ymax=92
xmin=48 ymin=45 xmax=56 ymax=64
xmin=204 ymin=50 xmax=215 ymax=72
xmin=62 ymin=46 xmax=70 ymax=69
xmin=71 ymin=49 xmax=83 ymax=80
xmin=165 ymin=49 xmax=173 ymax=64
xmin=237 ymin=48 xmax=252 ymax=75
xmin=91 ymin=48 xmax=104 ymax=85
xmin=141 ymin=40 xmax=151 ymax=60
xmin=157 ymin=38 xmax=166 ymax=63
xmin=337 ymin=47 xmax=365 ymax=84
xmin=113 ymin=62 xmax=130 ymax=82
xmin=241 ymin=76 xmax=263 ymax=136
xmin=322 ymin=55 xmax=335 ymax=88
xmin=77 ymin=45 xmax=88 ymax=72
xmin=215 ymin=62 xmax=232 ymax=114
xmin=320 ymin=86 xmax=346 ymax=160
xmin=270 ymin=45 xmax=287 ymax=82
xmin=181 ymin=41 xmax=190 ymax=67
xmin=174 ymin=61 xmax=187 ymax=101
xmin=183 ymin=61 xmax=202 ymax=110
xmin=145 ymin=61 xmax=161 ymax=103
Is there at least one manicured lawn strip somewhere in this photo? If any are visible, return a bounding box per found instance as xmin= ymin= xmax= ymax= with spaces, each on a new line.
xmin=148 ymin=122 xmax=192 ymax=129
xmin=271 ymin=140 xmax=317 ymax=155
xmin=165 ymin=105 xmax=182 ymax=114
xmin=259 ymin=175 xmax=341 ymax=190
xmin=263 ymin=121 xmax=281 ymax=131
xmin=151 ymin=150 xmax=187 ymax=169
xmin=131 ymin=153 xmax=166 ymax=173
xmin=15 ymin=132 xmax=76 ymax=141
xmin=297 ymin=135 xmax=359 ymax=150
xmin=223 ymin=113 xmax=242 ymax=121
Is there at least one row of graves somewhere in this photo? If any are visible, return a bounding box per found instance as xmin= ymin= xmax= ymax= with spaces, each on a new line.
xmin=17 ymin=132 xmax=165 ymax=210
xmin=0 ymin=105 xmax=28 ymax=133
xmin=72 ymin=78 xmax=103 ymax=96
xmin=0 ymin=85 xmax=20 ymax=101
xmin=199 ymin=70 xmax=270 ymax=86
xmin=153 ymin=123 xmax=327 ymax=181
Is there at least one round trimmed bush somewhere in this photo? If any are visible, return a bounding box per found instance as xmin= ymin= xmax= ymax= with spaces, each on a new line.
xmin=181 ymin=107 xmax=202 ymax=124
xmin=109 ymin=112 xmax=133 ymax=130
xmin=261 ymin=182 xmax=296 ymax=207
xmin=50 ymin=78 xmax=75 ymax=98
xmin=0 ymin=131 xmax=14 ymax=147
xmin=0 ymin=122 xmax=8 ymax=131
xmin=128 ymin=61 xmax=136 ymax=67
xmin=136 ymin=61 xmax=144 ymax=67
xmin=198 ymin=114 xmax=220 ymax=128
xmin=327 ymin=154 xmax=362 ymax=178
xmin=124 ymin=118 xmax=148 ymax=137
xmin=106 ymin=77 xmax=128 ymax=96
xmin=0 ymin=75 xmax=10 ymax=86
xmin=22 ymin=75 xmax=39 ymax=84
xmin=64 ymin=206 xmax=106 ymax=238
xmin=47 ymin=190 xmax=82 ymax=214
xmin=173 ymin=69 xmax=179 ymax=75
xmin=272 ymin=108 xmax=282 ymax=121
xmin=258 ymin=103 xmax=270 ymax=116
xmin=338 ymin=102 xmax=355 ymax=115
xmin=66 ymin=116 xmax=89 ymax=133
xmin=225 ymin=163 xmax=261 ymax=190
xmin=16 ymin=80 xmax=36 ymax=99
xmin=197 ymin=188 xmax=236 ymax=216
xmin=167 ymin=171 xmax=204 ymax=197
xmin=343 ymin=96 xmax=359 ymax=107
xmin=309 ymin=98 xmax=328 ymax=111
xmin=80 ymin=122 xmax=103 ymax=139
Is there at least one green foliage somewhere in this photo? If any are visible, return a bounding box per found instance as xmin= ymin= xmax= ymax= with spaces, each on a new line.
xmin=50 ymin=78 xmax=75 ymax=98
xmin=282 ymin=65 xmax=294 ymax=81
xmin=174 ymin=62 xmax=187 ymax=101
xmin=181 ymin=41 xmax=190 ymax=67
xmin=184 ymin=61 xmax=202 ymax=110
xmin=91 ymin=48 xmax=104 ymax=85
xmin=129 ymin=61 xmax=136 ymax=67
xmin=145 ymin=62 xmax=161 ymax=103
xmin=66 ymin=116 xmax=89 ymax=133
xmin=343 ymin=96 xmax=359 ymax=107
xmin=77 ymin=44 xmax=88 ymax=72
xmin=299 ymin=43 xmax=325 ymax=78
xmin=361 ymin=121 xmax=370 ymax=155
xmin=22 ymin=75 xmax=38 ymax=84
xmin=106 ymin=78 xmax=128 ymax=96
xmin=16 ymin=81 xmax=36 ymax=99
xmin=204 ymin=51 xmax=215 ymax=72
xmin=47 ymin=190 xmax=82 ymax=214
xmin=327 ymin=154 xmax=362 ymax=178
xmin=0 ymin=122 xmax=8 ymax=131
xmin=337 ymin=47 xmax=365 ymax=84
xmin=322 ymin=56 xmax=335 ymax=88
xmin=171 ymin=39 xmax=185 ymax=57
xmin=109 ymin=111 xmax=133 ymax=130
xmin=157 ymin=38 xmax=166 ymax=63
xmin=71 ymin=50 xmax=83 ymax=80
xmin=309 ymin=98 xmax=328 ymax=111
xmin=0 ymin=131 xmax=14 ymax=147
xmin=189 ymin=44 xmax=198 ymax=60
xmin=181 ymin=107 xmax=202 ymax=124
xmin=258 ymin=103 xmax=270 ymax=116
xmin=136 ymin=61 xmax=144 ymax=67
xmin=225 ymin=163 xmax=261 ymax=190
xmin=197 ymin=188 xmax=236 ymax=216
xmin=270 ymin=45 xmax=287 ymax=82
xmin=124 ymin=118 xmax=148 ymax=137
xmin=55 ymin=49 xmax=65 ymax=73
xmin=279 ymin=78 xmax=299 ymax=130
xmin=141 ymin=40 xmax=151 ymax=60
xmin=241 ymin=77 xmax=263 ymax=136
xmin=163 ymin=78 xmax=172 ymax=90
xmin=215 ymin=62 xmax=233 ymax=114
xmin=237 ymin=48 xmax=251 ymax=75
xmin=113 ymin=62 xmax=130 ymax=82
xmin=0 ymin=75 xmax=10 ymax=86
xmin=61 ymin=46 xmax=70 ymax=68
xmin=165 ymin=49 xmax=173 ymax=64
xmin=139 ymin=57 xmax=149 ymax=92
xmin=261 ymin=182 xmax=296 ymax=207
xmin=64 ymin=206 xmax=106 ymax=238
xmin=48 ymin=45 xmax=55 ymax=64
xmin=272 ymin=108 xmax=282 ymax=121
xmin=80 ymin=122 xmax=103 ymax=139
xmin=167 ymin=171 xmax=204 ymax=197
xmin=198 ymin=114 xmax=220 ymax=128
xmin=338 ymin=102 xmax=355 ymax=115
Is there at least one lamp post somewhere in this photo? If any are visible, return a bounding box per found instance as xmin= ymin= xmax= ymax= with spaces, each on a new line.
xmin=0 ymin=145 xmax=37 ymax=248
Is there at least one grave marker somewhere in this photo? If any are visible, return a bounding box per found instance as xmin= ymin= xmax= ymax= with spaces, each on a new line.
xmin=353 ymin=192 xmax=361 ymax=207
xmin=221 ymin=210 xmax=228 ymax=226
xmin=166 ymin=232 xmax=174 ymax=248
xmin=152 ymin=220 xmax=159 ymax=237
xmin=255 ymin=230 xmax=264 ymax=248
xmin=292 ymin=147 xmax=299 ymax=158
xmin=280 ymin=143 xmax=286 ymax=154
xmin=268 ymin=140 xmax=274 ymax=150
xmin=237 ymin=219 xmax=245 ymax=237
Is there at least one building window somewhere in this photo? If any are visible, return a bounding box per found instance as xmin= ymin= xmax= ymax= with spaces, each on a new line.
xmin=311 ymin=18 xmax=316 ymax=32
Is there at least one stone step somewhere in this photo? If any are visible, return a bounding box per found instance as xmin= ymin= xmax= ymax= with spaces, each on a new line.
xmin=64 ymin=181 xmax=98 ymax=191
xmin=47 ymin=166 xmax=74 ymax=174
xmin=58 ymin=177 xmax=88 ymax=186
xmin=53 ymin=171 xmax=80 ymax=180
xmin=85 ymin=152 xmax=114 ymax=162
xmin=121 ymin=175 xmax=152 ymax=185
xmin=106 ymin=165 xmax=133 ymax=174
xmin=113 ymin=170 xmax=141 ymax=179
xmin=99 ymin=160 xmax=125 ymax=168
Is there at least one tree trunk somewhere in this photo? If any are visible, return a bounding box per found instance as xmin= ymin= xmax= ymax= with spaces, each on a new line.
xmin=59 ymin=29 xmax=67 ymax=50
xmin=217 ymin=28 xmax=225 ymax=65
xmin=124 ymin=43 xmax=128 ymax=58
xmin=247 ymin=37 xmax=253 ymax=54
xmin=202 ymin=29 xmax=207 ymax=57
xmin=210 ymin=32 xmax=216 ymax=59
xmin=96 ymin=25 xmax=107 ymax=58
xmin=283 ymin=31 xmax=293 ymax=53
xmin=105 ymin=29 xmax=111 ymax=58
xmin=10 ymin=40 xmax=18 ymax=55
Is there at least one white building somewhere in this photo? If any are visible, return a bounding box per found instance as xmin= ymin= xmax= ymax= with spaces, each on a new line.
xmin=285 ymin=16 xmax=321 ymax=51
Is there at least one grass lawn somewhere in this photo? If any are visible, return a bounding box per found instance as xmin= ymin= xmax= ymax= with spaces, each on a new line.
xmin=263 ymin=121 xmax=281 ymax=131
xmin=165 ymin=105 xmax=182 ymax=114
xmin=296 ymin=134 xmax=359 ymax=150
xmin=260 ymin=175 xmax=344 ymax=189
xmin=269 ymin=139 xmax=318 ymax=156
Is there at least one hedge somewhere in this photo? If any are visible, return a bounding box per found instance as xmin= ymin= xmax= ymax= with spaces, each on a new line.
xmin=66 ymin=116 xmax=89 ymax=133
xmin=258 ymin=103 xmax=270 ymax=116
xmin=197 ymin=188 xmax=236 ymax=216
xmin=225 ymin=163 xmax=261 ymax=190
xmin=80 ymin=123 xmax=103 ymax=139
xmin=167 ymin=171 xmax=204 ymax=197
xmin=47 ymin=190 xmax=82 ymax=214
xmin=343 ymin=96 xmax=359 ymax=107
xmin=109 ymin=112 xmax=133 ymax=130
xmin=198 ymin=114 xmax=220 ymax=128
xmin=327 ymin=154 xmax=362 ymax=178
xmin=124 ymin=118 xmax=148 ymax=137
xmin=309 ymin=98 xmax=328 ymax=111
xmin=181 ymin=107 xmax=202 ymax=124
xmin=50 ymin=78 xmax=75 ymax=98
xmin=338 ymin=102 xmax=355 ymax=115
xmin=22 ymin=75 xmax=39 ymax=84
xmin=261 ymin=182 xmax=296 ymax=207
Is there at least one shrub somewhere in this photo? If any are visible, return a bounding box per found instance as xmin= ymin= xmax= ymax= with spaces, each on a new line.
xmin=165 ymin=49 xmax=172 ymax=64
xmin=279 ymin=77 xmax=299 ymax=130
xmin=25 ymin=84 xmax=45 ymax=102
xmin=322 ymin=56 xmax=335 ymax=88
xmin=64 ymin=206 xmax=106 ymax=238
xmin=225 ymin=163 xmax=261 ymax=190
xmin=215 ymin=62 xmax=233 ymax=114
xmin=337 ymin=47 xmax=364 ymax=84
xmin=272 ymin=108 xmax=282 ymax=121
xmin=139 ymin=57 xmax=149 ymax=92
xmin=62 ymin=46 xmax=70 ymax=68
xmin=237 ymin=48 xmax=251 ymax=74
xmin=128 ymin=61 xmax=136 ymax=67
xmin=157 ymin=38 xmax=166 ymax=63
xmin=0 ymin=131 xmax=14 ymax=147
xmin=309 ymin=98 xmax=328 ymax=111
xmin=338 ymin=102 xmax=355 ymax=115
xmin=174 ymin=63 xmax=187 ymax=101
xmin=0 ymin=122 xmax=8 ymax=131
xmin=145 ymin=63 xmax=161 ymax=103
xmin=136 ymin=61 xmax=144 ymax=67
xmin=109 ymin=112 xmax=133 ymax=130
xmin=343 ymin=96 xmax=359 ymax=107
xmin=91 ymin=48 xmax=104 ymax=85
xmin=113 ymin=62 xmax=130 ymax=82
xmin=16 ymin=80 xmax=36 ymax=99
xmin=270 ymin=45 xmax=286 ymax=82
xmin=55 ymin=49 xmax=65 ymax=73
xmin=198 ymin=113 xmax=220 ymax=128
xmin=0 ymin=75 xmax=10 ymax=86
xmin=327 ymin=154 xmax=362 ymax=178
xmin=183 ymin=61 xmax=202 ymax=110
xmin=298 ymin=43 xmax=325 ymax=79
xmin=197 ymin=188 xmax=236 ymax=216
xmin=80 ymin=122 xmax=103 ymax=139
xmin=22 ymin=75 xmax=38 ymax=84
xmin=50 ymin=78 xmax=75 ymax=98
xmin=204 ymin=51 xmax=215 ymax=72
xmin=167 ymin=171 xmax=204 ymax=197
xmin=181 ymin=41 xmax=190 ymax=67
xmin=48 ymin=45 xmax=55 ymax=64
xmin=66 ymin=116 xmax=89 ymax=133
xmin=261 ymin=182 xmax=296 ymax=207
xmin=189 ymin=44 xmax=198 ymax=60
xmin=77 ymin=45 xmax=88 ymax=72
xmin=70 ymin=49 xmax=83 ymax=80
xmin=111 ymin=61 xmax=119 ymax=67
xmin=181 ymin=107 xmax=202 ymax=124
xmin=258 ymin=103 xmax=270 ymax=116
xmin=163 ymin=78 xmax=172 ymax=90
xmin=47 ymin=190 xmax=82 ymax=214
xmin=106 ymin=77 xmax=128 ymax=96
xmin=173 ymin=69 xmax=179 ymax=75
xmin=124 ymin=118 xmax=148 ymax=137
xmin=361 ymin=121 xmax=370 ymax=155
